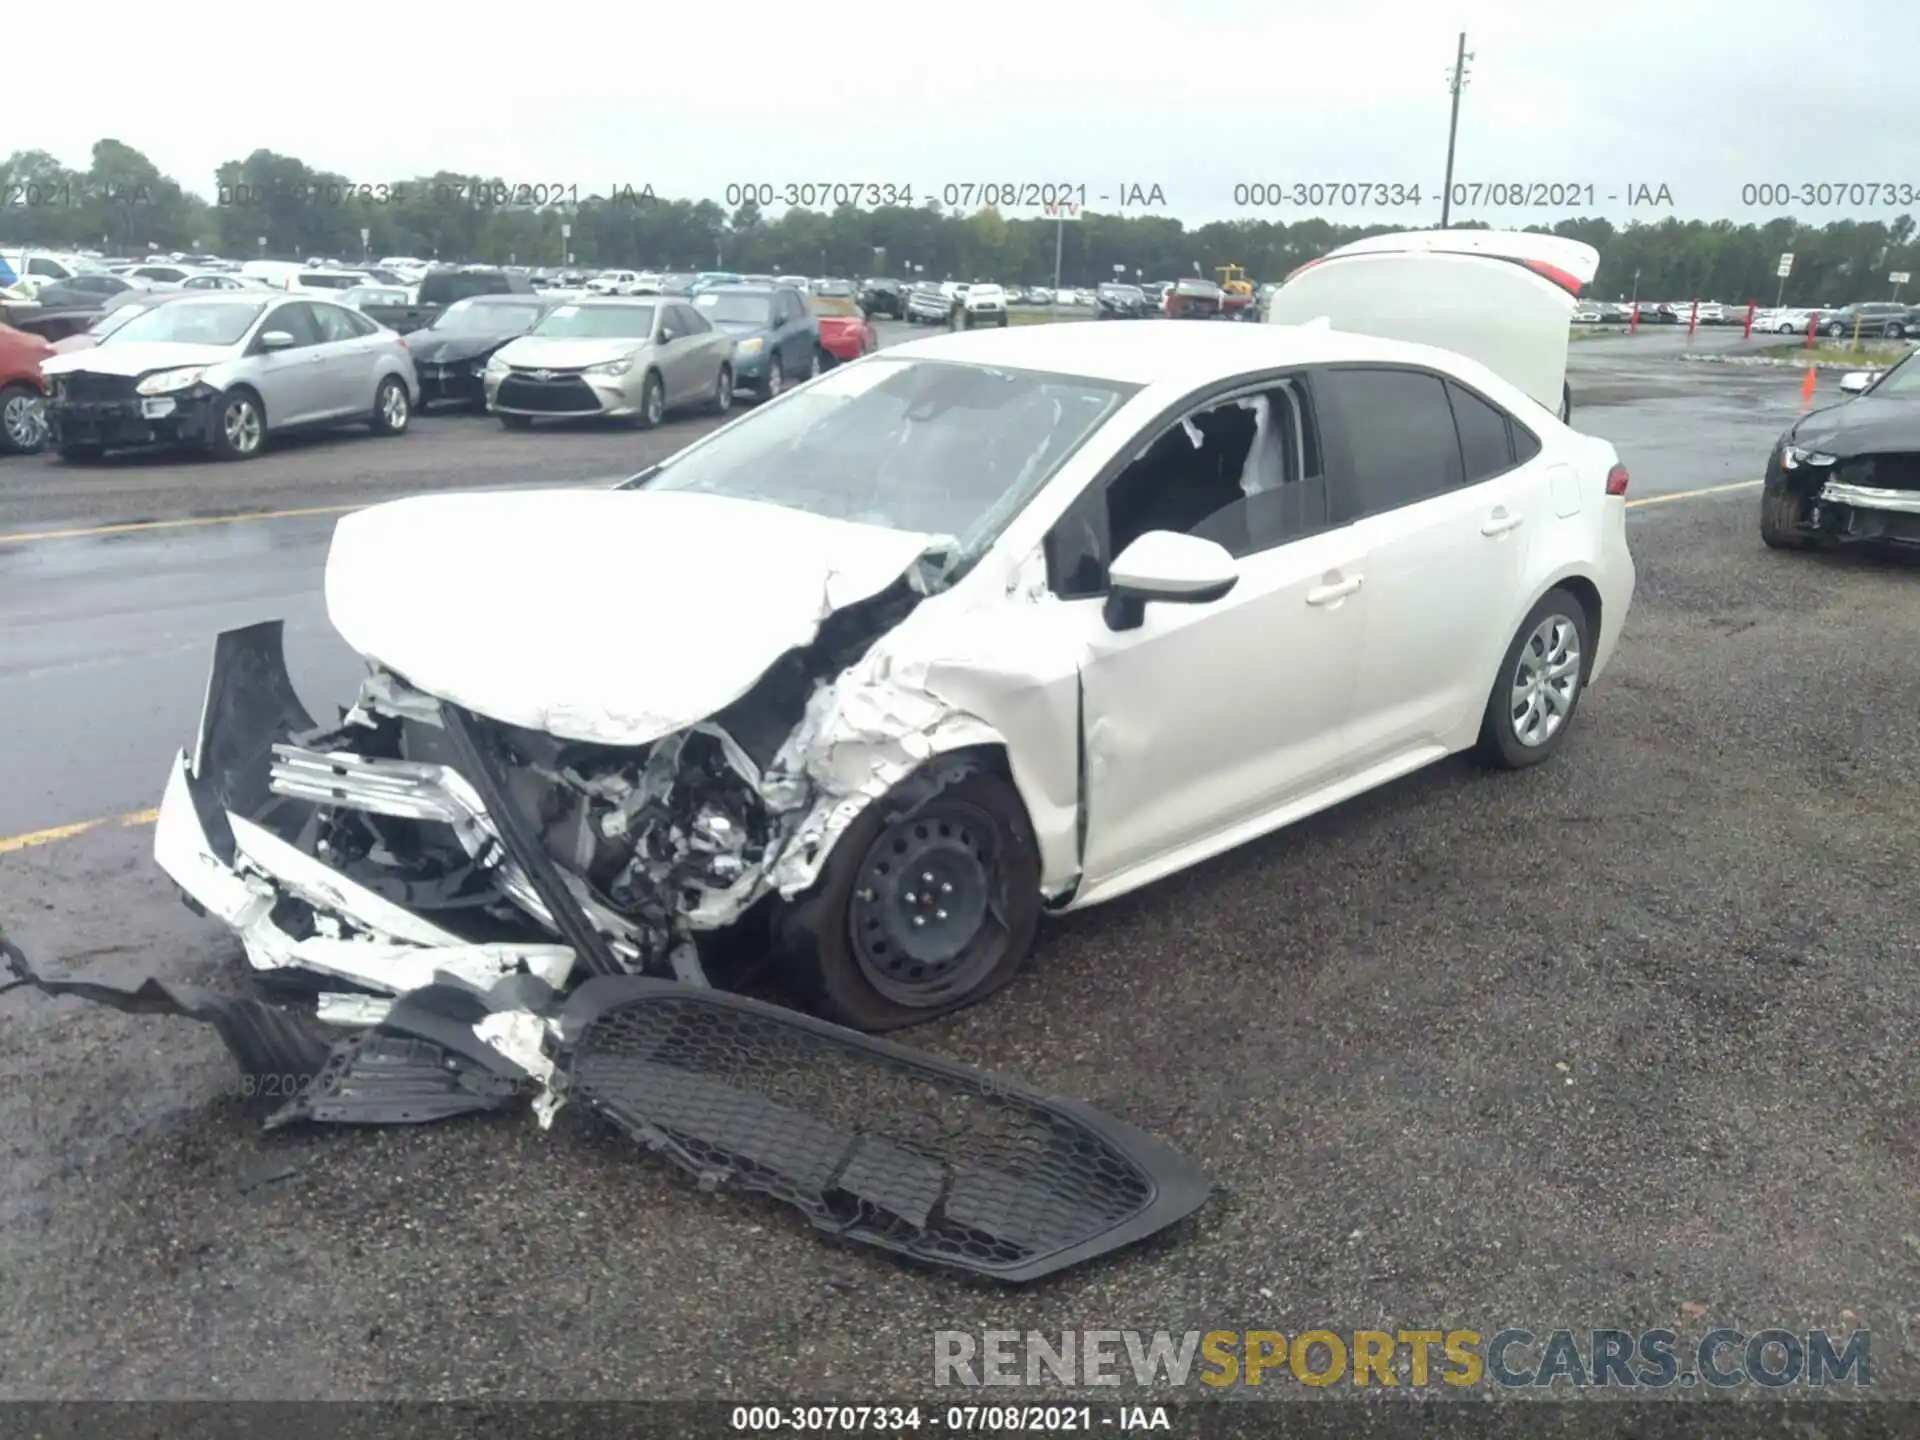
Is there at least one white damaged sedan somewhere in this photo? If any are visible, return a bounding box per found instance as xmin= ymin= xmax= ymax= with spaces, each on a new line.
xmin=155 ymin=231 xmax=1635 ymax=1033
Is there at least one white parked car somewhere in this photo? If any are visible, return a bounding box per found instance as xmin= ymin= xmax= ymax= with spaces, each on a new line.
xmin=152 ymin=231 xmax=1634 ymax=1034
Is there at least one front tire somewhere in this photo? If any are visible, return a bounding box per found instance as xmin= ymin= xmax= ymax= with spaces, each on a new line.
xmin=635 ymin=370 xmax=665 ymax=429
xmin=762 ymin=355 xmax=785 ymax=400
xmin=1477 ymin=590 xmax=1592 ymax=770
xmin=1760 ymin=479 xmax=1820 ymax=550
xmin=208 ymin=388 xmax=266 ymax=461
xmin=0 ymin=381 xmax=48 ymax=455
xmin=369 ymin=376 xmax=409 ymax=436
xmin=776 ymin=756 xmax=1041 ymax=1032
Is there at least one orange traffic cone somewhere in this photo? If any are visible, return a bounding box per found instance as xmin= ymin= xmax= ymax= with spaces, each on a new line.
xmin=1800 ymin=367 xmax=1817 ymax=409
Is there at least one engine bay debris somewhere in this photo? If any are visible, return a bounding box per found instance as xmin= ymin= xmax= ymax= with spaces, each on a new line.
xmin=2 ymin=932 xmax=1210 ymax=1282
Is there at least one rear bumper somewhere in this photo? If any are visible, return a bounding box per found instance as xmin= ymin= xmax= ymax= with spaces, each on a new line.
xmin=48 ymin=387 xmax=219 ymax=449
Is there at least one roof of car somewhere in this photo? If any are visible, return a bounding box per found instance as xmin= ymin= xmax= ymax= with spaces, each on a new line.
xmin=887 ymin=319 xmax=1437 ymax=387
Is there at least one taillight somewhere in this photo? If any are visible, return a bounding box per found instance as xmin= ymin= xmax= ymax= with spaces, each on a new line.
xmin=1521 ymin=258 xmax=1585 ymax=297
xmin=1605 ymin=464 xmax=1629 ymax=496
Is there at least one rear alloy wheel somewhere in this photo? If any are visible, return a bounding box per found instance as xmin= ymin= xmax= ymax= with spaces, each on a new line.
xmin=0 ymin=382 xmax=48 ymax=455
xmin=777 ymin=756 xmax=1041 ymax=1032
xmin=209 ymin=390 xmax=265 ymax=460
xmin=636 ymin=371 xmax=666 ymax=429
xmin=1760 ymin=479 xmax=1821 ymax=551
xmin=1826 ymin=321 xmax=1843 ymax=337
xmin=1477 ymin=590 xmax=1592 ymax=770
xmin=708 ymin=364 xmax=734 ymax=415
xmin=369 ymin=376 xmax=409 ymax=436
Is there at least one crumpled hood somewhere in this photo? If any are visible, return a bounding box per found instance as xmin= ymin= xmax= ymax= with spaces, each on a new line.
xmin=493 ymin=335 xmax=651 ymax=369
xmin=407 ymin=333 xmax=506 ymax=365
xmin=323 ymin=488 xmax=940 ymax=747
xmin=1792 ymin=396 xmax=1920 ymax=454
xmin=41 ymin=339 xmax=234 ymax=377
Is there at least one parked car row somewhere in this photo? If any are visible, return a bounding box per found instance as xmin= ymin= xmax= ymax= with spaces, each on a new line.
xmin=0 ymin=281 xmax=872 ymax=459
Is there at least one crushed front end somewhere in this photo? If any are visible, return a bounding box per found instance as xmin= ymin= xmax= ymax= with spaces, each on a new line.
xmin=1769 ymin=442 xmax=1920 ymax=546
xmin=157 ymin=618 xmax=886 ymax=1022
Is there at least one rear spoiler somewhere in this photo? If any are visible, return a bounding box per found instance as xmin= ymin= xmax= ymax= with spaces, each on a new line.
xmin=1286 ymin=250 xmax=1588 ymax=297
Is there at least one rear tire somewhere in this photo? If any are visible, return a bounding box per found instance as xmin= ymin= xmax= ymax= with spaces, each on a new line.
xmin=776 ymin=756 xmax=1041 ymax=1033
xmin=498 ymin=413 xmax=532 ymax=430
xmin=369 ymin=376 xmax=409 ymax=436
xmin=1476 ymin=589 xmax=1592 ymax=770
xmin=1760 ymin=480 xmax=1820 ymax=550
xmin=707 ymin=364 xmax=733 ymax=415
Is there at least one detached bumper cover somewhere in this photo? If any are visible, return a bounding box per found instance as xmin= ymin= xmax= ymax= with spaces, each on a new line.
xmin=4 ymin=939 xmax=1211 ymax=1279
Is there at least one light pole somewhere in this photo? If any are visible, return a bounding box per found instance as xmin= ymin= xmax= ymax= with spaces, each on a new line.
xmin=1439 ymin=32 xmax=1472 ymax=227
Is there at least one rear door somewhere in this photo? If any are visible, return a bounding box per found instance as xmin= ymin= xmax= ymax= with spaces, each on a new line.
xmin=674 ymin=302 xmax=724 ymax=398
xmin=1266 ymin=229 xmax=1600 ymax=418
xmin=308 ymin=302 xmax=378 ymax=416
xmin=653 ymin=304 xmax=694 ymax=405
xmin=1311 ymin=365 xmax=1542 ymax=763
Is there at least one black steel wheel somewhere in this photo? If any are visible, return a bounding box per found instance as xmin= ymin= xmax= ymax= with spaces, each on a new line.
xmin=777 ymin=756 xmax=1041 ymax=1032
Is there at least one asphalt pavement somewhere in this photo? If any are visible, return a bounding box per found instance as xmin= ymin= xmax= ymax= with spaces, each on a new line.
xmin=4 ymin=318 xmax=1915 ymax=1401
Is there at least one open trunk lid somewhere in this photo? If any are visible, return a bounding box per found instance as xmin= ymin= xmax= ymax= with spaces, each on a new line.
xmin=1265 ymin=229 xmax=1600 ymax=414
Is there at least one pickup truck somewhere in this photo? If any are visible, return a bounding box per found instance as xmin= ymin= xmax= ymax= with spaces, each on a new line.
xmin=348 ymin=267 xmax=537 ymax=335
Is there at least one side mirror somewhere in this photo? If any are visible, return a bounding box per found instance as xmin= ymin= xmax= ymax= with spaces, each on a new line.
xmin=258 ymin=330 xmax=296 ymax=350
xmin=1103 ymin=531 xmax=1239 ymax=631
xmin=1839 ymin=371 xmax=1874 ymax=394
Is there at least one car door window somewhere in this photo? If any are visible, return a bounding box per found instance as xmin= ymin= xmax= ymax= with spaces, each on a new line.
xmin=340 ymin=307 xmax=380 ymax=337
xmin=1313 ymin=367 xmax=1465 ymax=523
xmin=310 ymin=304 xmax=362 ymax=343
xmin=264 ymin=302 xmax=324 ymax=348
xmin=657 ymin=308 xmax=683 ymax=342
xmin=1510 ymin=419 xmax=1542 ymax=464
xmin=679 ymin=304 xmax=712 ymax=334
xmin=1445 ymin=380 xmax=1518 ymax=482
xmin=1047 ymin=377 xmax=1329 ymax=597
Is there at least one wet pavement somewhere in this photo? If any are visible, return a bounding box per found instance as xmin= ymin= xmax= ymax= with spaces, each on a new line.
xmin=2 ymin=497 xmax=1916 ymax=1399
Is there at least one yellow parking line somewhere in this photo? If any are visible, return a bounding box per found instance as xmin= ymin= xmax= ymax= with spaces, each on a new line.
xmin=0 ymin=808 xmax=159 ymax=855
xmin=0 ymin=503 xmax=362 ymax=545
xmin=1626 ymin=479 xmax=1762 ymax=509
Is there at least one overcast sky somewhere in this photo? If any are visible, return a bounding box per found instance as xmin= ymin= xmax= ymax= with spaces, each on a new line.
xmin=13 ymin=0 xmax=1917 ymax=227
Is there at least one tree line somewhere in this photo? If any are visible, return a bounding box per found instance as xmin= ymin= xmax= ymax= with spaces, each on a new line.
xmin=5 ymin=140 xmax=1918 ymax=305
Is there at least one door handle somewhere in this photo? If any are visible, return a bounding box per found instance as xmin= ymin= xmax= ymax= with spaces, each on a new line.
xmin=1306 ymin=574 xmax=1363 ymax=606
xmin=1481 ymin=509 xmax=1524 ymax=536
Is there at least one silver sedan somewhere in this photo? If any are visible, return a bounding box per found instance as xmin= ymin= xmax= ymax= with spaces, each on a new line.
xmin=484 ymin=297 xmax=737 ymax=428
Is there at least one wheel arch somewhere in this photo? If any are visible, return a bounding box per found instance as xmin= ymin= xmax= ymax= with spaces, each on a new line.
xmin=221 ymin=381 xmax=268 ymax=429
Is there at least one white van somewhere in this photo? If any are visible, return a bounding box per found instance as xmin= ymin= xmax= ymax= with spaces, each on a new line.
xmin=1265 ymin=229 xmax=1600 ymax=423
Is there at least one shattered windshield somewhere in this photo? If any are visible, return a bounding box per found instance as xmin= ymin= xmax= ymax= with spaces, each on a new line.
xmin=628 ymin=358 xmax=1137 ymax=559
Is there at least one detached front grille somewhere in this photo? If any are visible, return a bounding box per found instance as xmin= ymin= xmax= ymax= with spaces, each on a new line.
xmin=56 ymin=372 xmax=138 ymax=403
xmin=498 ymin=371 xmax=601 ymax=414
xmin=1834 ymin=453 xmax=1920 ymax=492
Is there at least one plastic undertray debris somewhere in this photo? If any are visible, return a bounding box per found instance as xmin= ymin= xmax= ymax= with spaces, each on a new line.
xmin=557 ymin=977 xmax=1212 ymax=1283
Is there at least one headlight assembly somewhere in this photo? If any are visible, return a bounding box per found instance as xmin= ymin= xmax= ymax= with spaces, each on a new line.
xmin=135 ymin=367 xmax=207 ymax=396
xmin=734 ymin=337 xmax=765 ymax=357
xmin=585 ymin=356 xmax=634 ymax=377
xmin=1781 ymin=444 xmax=1838 ymax=470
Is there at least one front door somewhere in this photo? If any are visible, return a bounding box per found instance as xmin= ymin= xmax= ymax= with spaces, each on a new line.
xmin=248 ymin=301 xmax=329 ymax=426
xmin=1056 ymin=379 xmax=1370 ymax=893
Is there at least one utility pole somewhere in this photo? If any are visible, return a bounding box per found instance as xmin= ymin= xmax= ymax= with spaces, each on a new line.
xmin=1439 ymin=32 xmax=1471 ymax=228
xmin=1052 ymin=215 xmax=1065 ymax=293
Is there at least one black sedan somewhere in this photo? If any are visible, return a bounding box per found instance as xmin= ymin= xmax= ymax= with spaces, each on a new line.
xmin=406 ymin=294 xmax=554 ymax=409
xmin=1761 ymin=346 xmax=1920 ymax=550
xmin=1095 ymin=282 xmax=1151 ymax=319
xmin=858 ymin=278 xmax=905 ymax=319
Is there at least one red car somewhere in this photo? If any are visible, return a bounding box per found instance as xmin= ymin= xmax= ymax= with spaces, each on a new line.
xmin=0 ymin=321 xmax=53 ymax=456
xmin=811 ymin=294 xmax=877 ymax=367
